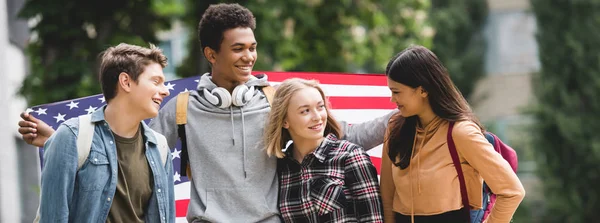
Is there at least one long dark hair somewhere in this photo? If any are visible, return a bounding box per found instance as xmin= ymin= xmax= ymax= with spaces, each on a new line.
xmin=386 ymin=45 xmax=483 ymax=169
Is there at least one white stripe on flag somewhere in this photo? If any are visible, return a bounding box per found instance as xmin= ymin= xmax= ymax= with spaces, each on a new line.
xmin=270 ymin=82 xmax=391 ymax=97
xmin=175 ymin=182 xmax=191 ymax=201
xmin=366 ymin=144 xmax=383 ymax=158
xmin=330 ymin=109 xmax=395 ymax=124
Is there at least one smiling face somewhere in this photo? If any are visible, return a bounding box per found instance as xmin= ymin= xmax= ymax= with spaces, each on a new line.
xmin=206 ymin=27 xmax=257 ymax=86
xmin=127 ymin=62 xmax=170 ymax=119
xmin=283 ymin=87 xmax=328 ymax=145
xmin=387 ymin=77 xmax=430 ymax=118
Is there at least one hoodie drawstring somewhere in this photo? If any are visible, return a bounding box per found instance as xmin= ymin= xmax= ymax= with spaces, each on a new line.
xmin=230 ymin=107 xmax=235 ymax=145
xmin=241 ymin=107 xmax=247 ymax=179
xmin=410 ymin=122 xmax=432 ymax=223
xmin=230 ymin=106 xmax=248 ymax=179
xmin=410 ymin=134 xmax=418 ymax=223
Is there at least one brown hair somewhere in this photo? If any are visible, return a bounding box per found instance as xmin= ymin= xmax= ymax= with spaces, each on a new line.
xmin=99 ymin=43 xmax=167 ymax=102
xmin=385 ymin=45 xmax=483 ymax=169
xmin=264 ymin=78 xmax=343 ymax=158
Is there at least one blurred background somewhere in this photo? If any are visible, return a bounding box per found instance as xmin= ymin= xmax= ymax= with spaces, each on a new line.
xmin=1 ymin=0 xmax=598 ymax=222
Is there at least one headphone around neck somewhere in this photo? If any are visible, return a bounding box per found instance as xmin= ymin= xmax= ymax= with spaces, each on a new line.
xmin=203 ymin=85 xmax=255 ymax=108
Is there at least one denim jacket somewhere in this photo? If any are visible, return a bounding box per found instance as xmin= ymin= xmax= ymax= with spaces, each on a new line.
xmin=38 ymin=106 xmax=175 ymax=223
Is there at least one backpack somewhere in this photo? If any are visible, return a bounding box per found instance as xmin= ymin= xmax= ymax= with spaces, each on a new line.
xmin=446 ymin=121 xmax=518 ymax=223
xmin=176 ymin=85 xmax=276 ymax=179
xmin=34 ymin=114 xmax=170 ymax=222
xmin=74 ymin=114 xmax=170 ymax=168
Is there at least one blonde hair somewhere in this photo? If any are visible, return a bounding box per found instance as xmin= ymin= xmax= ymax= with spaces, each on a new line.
xmin=264 ymin=78 xmax=343 ymax=158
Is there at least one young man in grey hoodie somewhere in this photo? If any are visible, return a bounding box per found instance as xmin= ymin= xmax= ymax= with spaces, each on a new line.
xmin=19 ymin=3 xmax=394 ymax=222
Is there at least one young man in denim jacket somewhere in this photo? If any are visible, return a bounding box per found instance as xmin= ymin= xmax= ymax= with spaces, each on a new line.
xmin=34 ymin=43 xmax=175 ymax=222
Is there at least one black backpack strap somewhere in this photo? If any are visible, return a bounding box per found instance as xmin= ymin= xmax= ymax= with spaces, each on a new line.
xmin=176 ymin=91 xmax=191 ymax=178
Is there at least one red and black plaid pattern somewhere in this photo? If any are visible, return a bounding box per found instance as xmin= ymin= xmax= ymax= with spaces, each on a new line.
xmin=278 ymin=134 xmax=383 ymax=222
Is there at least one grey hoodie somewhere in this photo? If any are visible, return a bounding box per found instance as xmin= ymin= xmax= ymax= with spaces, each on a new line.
xmin=150 ymin=73 xmax=395 ymax=223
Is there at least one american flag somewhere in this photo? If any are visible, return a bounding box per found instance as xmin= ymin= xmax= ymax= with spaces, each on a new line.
xmin=29 ymin=71 xmax=394 ymax=222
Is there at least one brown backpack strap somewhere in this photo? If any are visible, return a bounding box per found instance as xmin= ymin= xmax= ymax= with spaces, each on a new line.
xmin=175 ymin=92 xmax=192 ymax=179
xmin=261 ymin=85 xmax=276 ymax=106
xmin=176 ymin=92 xmax=190 ymax=125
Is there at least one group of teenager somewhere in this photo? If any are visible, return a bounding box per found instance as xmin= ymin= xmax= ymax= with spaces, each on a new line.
xmin=17 ymin=3 xmax=525 ymax=223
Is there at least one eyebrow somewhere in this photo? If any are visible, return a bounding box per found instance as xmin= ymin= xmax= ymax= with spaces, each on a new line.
xmin=295 ymin=101 xmax=324 ymax=110
xmin=150 ymin=74 xmax=165 ymax=82
xmin=296 ymin=105 xmax=309 ymax=110
xmin=230 ymin=42 xmax=257 ymax=47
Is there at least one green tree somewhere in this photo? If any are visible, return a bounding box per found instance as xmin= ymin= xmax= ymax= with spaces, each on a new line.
xmin=176 ymin=0 xmax=217 ymax=78
xmin=249 ymin=0 xmax=432 ymax=73
xmin=530 ymin=1 xmax=600 ymax=222
xmin=429 ymin=0 xmax=488 ymax=99
xmin=176 ymin=0 xmax=433 ymax=76
xmin=19 ymin=0 xmax=183 ymax=105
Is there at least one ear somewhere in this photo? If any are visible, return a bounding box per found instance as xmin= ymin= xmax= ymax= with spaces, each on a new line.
xmin=118 ymin=72 xmax=132 ymax=93
xmin=282 ymin=120 xmax=290 ymax=129
xmin=419 ymin=86 xmax=428 ymax=98
xmin=203 ymin=47 xmax=217 ymax=65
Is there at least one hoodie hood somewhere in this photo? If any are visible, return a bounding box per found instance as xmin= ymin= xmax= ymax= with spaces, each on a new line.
xmin=196 ymin=72 xmax=270 ymax=92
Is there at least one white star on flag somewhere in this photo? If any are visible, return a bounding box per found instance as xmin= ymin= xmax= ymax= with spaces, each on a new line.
xmin=171 ymin=148 xmax=181 ymax=160
xmin=183 ymin=88 xmax=189 ymax=92
xmin=66 ymin=101 xmax=79 ymax=110
xmin=98 ymin=97 xmax=106 ymax=103
xmin=25 ymin=108 xmax=34 ymax=114
xmin=35 ymin=108 xmax=47 ymax=115
xmin=85 ymin=106 xmax=97 ymax=114
xmin=165 ymin=83 xmax=175 ymax=91
xmin=194 ymin=79 xmax=199 ymax=83
xmin=53 ymin=113 xmax=66 ymax=123
xmin=173 ymin=172 xmax=181 ymax=183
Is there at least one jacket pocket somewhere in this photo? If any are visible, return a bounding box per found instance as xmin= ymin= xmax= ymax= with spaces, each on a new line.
xmin=77 ymin=150 xmax=111 ymax=191
xmin=309 ymin=177 xmax=347 ymax=216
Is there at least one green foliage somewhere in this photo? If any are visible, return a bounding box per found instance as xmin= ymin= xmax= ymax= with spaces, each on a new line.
xmin=19 ymin=0 xmax=182 ymax=105
xmin=175 ymin=0 xmax=432 ymax=76
xmin=175 ymin=0 xmax=216 ymax=78
xmin=248 ymin=0 xmax=432 ymax=73
xmin=429 ymin=0 xmax=488 ymax=100
xmin=530 ymin=1 xmax=600 ymax=222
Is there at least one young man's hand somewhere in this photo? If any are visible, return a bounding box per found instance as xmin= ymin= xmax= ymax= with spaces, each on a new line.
xmin=18 ymin=112 xmax=55 ymax=147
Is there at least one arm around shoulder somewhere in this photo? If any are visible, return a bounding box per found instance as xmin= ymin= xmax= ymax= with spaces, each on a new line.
xmin=149 ymin=96 xmax=180 ymax=149
xmin=341 ymin=109 xmax=398 ymax=150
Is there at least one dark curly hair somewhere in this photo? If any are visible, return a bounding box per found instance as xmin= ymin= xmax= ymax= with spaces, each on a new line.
xmin=198 ymin=3 xmax=256 ymax=53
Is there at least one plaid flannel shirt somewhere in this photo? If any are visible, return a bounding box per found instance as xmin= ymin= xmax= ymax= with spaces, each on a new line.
xmin=278 ymin=133 xmax=383 ymax=223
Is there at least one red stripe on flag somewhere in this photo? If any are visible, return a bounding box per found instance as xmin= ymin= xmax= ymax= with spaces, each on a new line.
xmin=370 ymin=156 xmax=382 ymax=175
xmin=327 ymin=97 xmax=395 ymax=109
xmin=176 ymin=199 xmax=190 ymax=217
xmin=256 ymin=71 xmax=387 ymax=86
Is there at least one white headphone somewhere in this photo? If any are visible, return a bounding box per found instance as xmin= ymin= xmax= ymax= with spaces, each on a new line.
xmin=203 ymin=85 xmax=256 ymax=108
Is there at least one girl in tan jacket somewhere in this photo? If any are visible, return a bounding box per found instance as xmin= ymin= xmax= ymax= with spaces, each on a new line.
xmin=380 ymin=45 xmax=525 ymax=223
